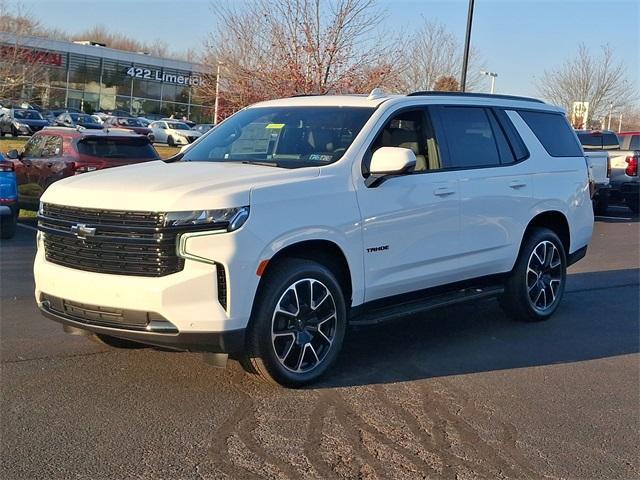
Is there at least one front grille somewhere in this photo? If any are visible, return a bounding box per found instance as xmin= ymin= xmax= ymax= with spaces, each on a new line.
xmin=39 ymin=203 xmax=184 ymax=277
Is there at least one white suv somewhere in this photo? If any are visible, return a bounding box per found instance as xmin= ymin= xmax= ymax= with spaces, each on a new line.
xmin=34 ymin=91 xmax=593 ymax=387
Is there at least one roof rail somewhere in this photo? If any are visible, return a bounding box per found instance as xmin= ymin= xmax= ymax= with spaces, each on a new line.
xmin=406 ymin=91 xmax=545 ymax=104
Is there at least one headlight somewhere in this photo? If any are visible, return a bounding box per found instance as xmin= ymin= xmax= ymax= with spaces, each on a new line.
xmin=164 ymin=206 xmax=249 ymax=231
xmin=15 ymin=122 xmax=28 ymax=129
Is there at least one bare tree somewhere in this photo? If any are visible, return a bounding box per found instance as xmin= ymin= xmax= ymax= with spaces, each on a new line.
xmin=400 ymin=20 xmax=484 ymax=93
xmin=198 ymin=0 xmax=402 ymax=117
xmin=0 ymin=0 xmax=51 ymax=101
xmin=537 ymin=44 xmax=637 ymax=124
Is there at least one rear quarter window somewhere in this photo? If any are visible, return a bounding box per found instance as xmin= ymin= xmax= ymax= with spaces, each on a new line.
xmin=519 ymin=110 xmax=583 ymax=157
xmin=77 ymin=137 xmax=159 ymax=160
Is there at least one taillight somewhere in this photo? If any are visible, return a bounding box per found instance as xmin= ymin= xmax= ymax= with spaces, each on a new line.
xmin=0 ymin=161 xmax=15 ymax=172
xmin=71 ymin=162 xmax=98 ymax=174
xmin=625 ymin=155 xmax=638 ymax=177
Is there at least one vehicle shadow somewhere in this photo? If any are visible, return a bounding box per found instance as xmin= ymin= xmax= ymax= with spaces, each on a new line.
xmin=316 ymin=268 xmax=640 ymax=389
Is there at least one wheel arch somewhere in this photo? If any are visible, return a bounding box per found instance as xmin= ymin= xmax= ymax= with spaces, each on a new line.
xmin=520 ymin=210 xmax=571 ymax=259
xmin=256 ymin=239 xmax=354 ymax=308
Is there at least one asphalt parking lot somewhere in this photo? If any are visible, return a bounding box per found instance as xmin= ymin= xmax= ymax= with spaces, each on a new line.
xmin=1 ymin=208 xmax=639 ymax=479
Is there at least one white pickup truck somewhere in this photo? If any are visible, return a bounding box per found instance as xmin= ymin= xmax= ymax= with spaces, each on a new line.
xmin=576 ymin=130 xmax=613 ymax=214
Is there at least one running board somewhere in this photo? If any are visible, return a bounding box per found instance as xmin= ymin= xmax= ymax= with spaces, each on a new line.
xmin=350 ymin=285 xmax=504 ymax=326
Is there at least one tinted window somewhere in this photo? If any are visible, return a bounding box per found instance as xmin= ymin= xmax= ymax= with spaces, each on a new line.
xmin=23 ymin=136 xmax=46 ymax=158
xmin=438 ymin=107 xmax=501 ymax=168
xmin=630 ymin=135 xmax=640 ymax=150
xmin=41 ymin=136 xmax=63 ymax=157
xmin=493 ymin=109 xmax=529 ymax=161
xmin=77 ymin=137 xmax=159 ymax=160
xmin=183 ymin=106 xmax=374 ymax=168
xmin=519 ymin=111 xmax=583 ymax=157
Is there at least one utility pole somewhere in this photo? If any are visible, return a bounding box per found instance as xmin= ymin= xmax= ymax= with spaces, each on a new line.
xmin=618 ymin=113 xmax=623 ymax=133
xmin=460 ymin=0 xmax=475 ymax=92
xmin=213 ymin=62 xmax=222 ymax=125
xmin=607 ymin=103 xmax=613 ymax=130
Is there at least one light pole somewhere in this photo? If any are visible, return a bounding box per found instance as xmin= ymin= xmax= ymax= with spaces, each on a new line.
xmin=480 ymin=71 xmax=498 ymax=94
xmin=213 ymin=61 xmax=223 ymax=125
xmin=460 ymin=0 xmax=475 ymax=92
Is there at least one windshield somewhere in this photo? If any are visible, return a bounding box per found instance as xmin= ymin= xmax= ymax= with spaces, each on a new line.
xmin=577 ymin=132 xmax=620 ymax=150
xmin=167 ymin=122 xmax=191 ymax=130
xmin=117 ymin=117 xmax=144 ymax=127
xmin=14 ymin=110 xmax=44 ymax=120
xmin=70 ymin=113 xmax=97 ymax=123
xmin=181 ymin=106 xmax=374 ymax=168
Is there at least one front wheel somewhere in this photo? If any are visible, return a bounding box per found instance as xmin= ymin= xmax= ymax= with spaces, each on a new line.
xmin=243 ymin=258 xmax=347 ymax=387
xmin=500 ymin=228 xmax=567 ymax=322
xmin=167 ymin=135 xmax=175 ymax=147
xmin=11 ymin=126 xmax=18 ymax=137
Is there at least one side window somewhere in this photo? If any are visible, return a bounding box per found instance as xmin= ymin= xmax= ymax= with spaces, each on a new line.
xmin=518 ymin=110 xmax=583 ymax=157
xmin=41 ymin=136 xmax=63 ymax=157
xmin=436 ymin=106 xmax=501 ymax=169
xmin=493 ymin=109 xmax=529 ymax=161
xmin=367 ymin=108 xmax=439 ymax=174
xmin=23 ymin=136 xmax=45 ymax=158
xmin=630 ymin=135 xmax=640 ymax=150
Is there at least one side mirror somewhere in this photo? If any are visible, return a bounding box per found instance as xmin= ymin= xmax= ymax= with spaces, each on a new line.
xmin=6 ymin=149 xmax=20 ymax=160
xmin=366 ymin=147 xmax=416 ymax=187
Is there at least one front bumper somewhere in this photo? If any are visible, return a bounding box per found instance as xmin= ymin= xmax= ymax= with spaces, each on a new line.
xmin=39 ymin=301 xmax=245 ymax=352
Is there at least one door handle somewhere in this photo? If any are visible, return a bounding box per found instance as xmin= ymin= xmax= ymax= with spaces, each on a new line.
xmin=434 ymin=187 xmax=455 ymax=197
xmin=509 ymin=180 xmax=527 ymax=189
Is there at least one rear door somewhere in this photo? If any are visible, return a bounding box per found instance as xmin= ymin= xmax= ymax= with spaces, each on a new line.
xmin=432 ymin=105 xmax=534 ymax=278
xmin=37 ymin=134 xmax=65 ymax=191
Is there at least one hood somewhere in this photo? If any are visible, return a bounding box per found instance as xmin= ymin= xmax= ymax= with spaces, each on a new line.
xmin=175 ymin=129 xmax=201 ymax=137
xmin=77 ymin=122 xmax=102 ymax=129
xmin=41 ymin=160 xmax=320 ymax=211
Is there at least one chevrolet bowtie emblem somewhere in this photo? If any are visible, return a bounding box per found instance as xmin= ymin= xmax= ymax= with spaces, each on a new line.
xmin=70 ymin=223 xmax=96 ymax=239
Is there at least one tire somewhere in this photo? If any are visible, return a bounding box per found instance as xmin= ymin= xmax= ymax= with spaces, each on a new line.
xmin=167 ymin=135 xmax=175 ymax=147
xmin=0 ymin=212 xmax=17 ymax=239
xmin=11 ymin=126 xmax=18 ymax=137
xmin=242 ymin=258 xmax=347 ymax=387
xmin=0 ymin=128 xmax=5 ymax=137
xmin=91 ymin=333 xmax=148 ymax=349
xmin=593 ymin=195 xmax=609 ymax=215
xmin=627 ymin=197 xmax=639 ymax=214
xmin=500 ymin=228 xmax=567 ymax=322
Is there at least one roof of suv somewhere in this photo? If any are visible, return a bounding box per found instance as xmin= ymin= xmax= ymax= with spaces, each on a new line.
xmin=37 ymin=127 xmax=150 ymax=139
xmin=251 ymin=91 xmax=563 ymax=113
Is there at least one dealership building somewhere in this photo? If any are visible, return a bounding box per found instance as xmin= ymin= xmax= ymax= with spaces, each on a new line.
xmin=0 ymin=32 xmax=211 ymax=121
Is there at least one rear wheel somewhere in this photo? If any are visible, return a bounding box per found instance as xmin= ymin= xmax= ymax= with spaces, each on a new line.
xmin=500 ymin=228 xmax=566 ymax=322
xmin=627 ymin=197 xmax=639 ymax=214
xmin=243 ymin=258 xmax=347 ymax=387
xmin=593 ymin=193 xmax=609 ymax=215
xmin=91 ymin=333 xmax=148 ymax=349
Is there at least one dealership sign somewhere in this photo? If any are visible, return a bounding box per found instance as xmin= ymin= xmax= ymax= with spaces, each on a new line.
xmin=125 ymin=67 xmax=204 ymax=86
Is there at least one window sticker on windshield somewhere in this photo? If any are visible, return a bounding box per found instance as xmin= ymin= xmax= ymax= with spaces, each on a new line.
xmin=266 ymin=123 xmax=285 ymax=129
xmin=309 ymin=154 xmax=334 ymax=163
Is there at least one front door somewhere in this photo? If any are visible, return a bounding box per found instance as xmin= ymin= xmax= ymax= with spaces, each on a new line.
xmin=355 ymin=107 xmax=461 ymax=301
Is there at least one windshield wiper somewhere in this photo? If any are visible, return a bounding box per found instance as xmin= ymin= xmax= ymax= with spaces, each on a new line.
xmin=240 ymin=161 xmax=281 ymax=168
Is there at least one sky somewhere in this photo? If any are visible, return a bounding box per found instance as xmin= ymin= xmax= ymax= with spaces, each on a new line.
xmin=15 ymin=0 xmax=640 ymax=98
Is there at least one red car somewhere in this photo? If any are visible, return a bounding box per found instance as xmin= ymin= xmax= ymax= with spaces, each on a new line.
xmin=5 ymin=128 xmax=160 ymax=211
xmin=103 ymin=116 xmax=154 ymax=142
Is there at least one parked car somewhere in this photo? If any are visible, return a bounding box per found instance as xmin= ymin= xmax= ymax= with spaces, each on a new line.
xmin=194 ymin=123 xmax=215 ymax=135
xmin=0 ymin=109 xmax=49 ymax=136
xmin=54 ymin=112 xmax=102 ymax=130
xmin=612 ymin=132 xmax=640 ymax=213
xmin=5 ymin=128 xmax=160 ymax=211
xmin=136 ymin=117 xmax=151 ymax=127
xmin=103 ymin=116 xmax=154 ymax=141
xmin=32 ymin=91 xmax=594 ymax=387
xmin=149 ymin=120 xmax=201 ymax=146
xmin=0 ymin=152 xmax=18 ymax=239
xmin=162 ymin=118 xmax=196 ymax=129
xmin=575 ymin=130 xmax=613 ymax=214
xmin=577 ymin=130 xmax=639 ymax=213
